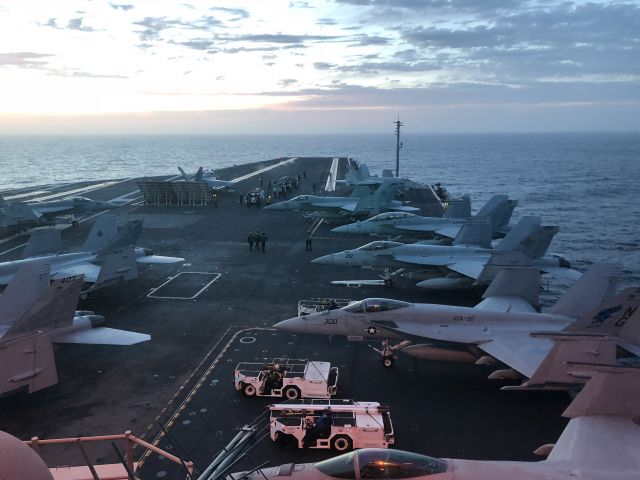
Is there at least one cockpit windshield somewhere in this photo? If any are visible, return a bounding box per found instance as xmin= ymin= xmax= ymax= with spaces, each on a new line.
xmin=357 ymin=241 xmax=403 ymax=252
xmin=343 ymin=299 xmax=410 ymax=313
xmin=370 ymin=212 xmax=415 ymax=222
xmin=72 ymin=196 xmax=89 ymax=201
xmin=315 ymin=449 xmax=447 ymax=479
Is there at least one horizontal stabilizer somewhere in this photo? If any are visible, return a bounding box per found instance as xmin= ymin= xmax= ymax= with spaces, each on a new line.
xmin=54 ymin=327 xmax=150 ymax=345
xmin=331 ymin=279 xmax=388 ymax=287
xmin=23 ymin=229 xmax=63 ymax=258
xmin=443 ymin=195 xmax=471 ymax=219
xmin=136 ymin=255 xmax=185 ymax=264
xmin=452 ymin=220 xmax=491 ymax=248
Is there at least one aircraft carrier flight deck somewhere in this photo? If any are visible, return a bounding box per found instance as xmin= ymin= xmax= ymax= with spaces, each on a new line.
xmin=0 ymin=157 xmax=570 ymax=477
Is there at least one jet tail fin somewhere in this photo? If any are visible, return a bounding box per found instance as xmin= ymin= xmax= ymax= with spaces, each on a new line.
xmin=5 ymin=275 xmax=84 ymax=339
xmin=195 ymin=167 xmax=204 ymax=182
xmin=178 ymin=166 xmax=190 ymax=181
xmin=474 ymin=195 xmax=517 ymax=236
xmin=22 ymin=228 xmax=63 ymax=258
xmin=551 ymin=263 xmax=621 ymax=318
xmin=443 ymin=194 xmax=471 ymax=219
xmin=381 ymin=169 xmax=394 ymax=178
xmin=103 ymin=220 xmax=143 ymax=251
xmin=0 ymin=262 xmax=51 ymax=330
xmin=562 ymin=286 xmax=640 ymax=344
xmin=354 ymin=179 xmax=401 ymax=214
xmin=479 ymin=266 xmax=540 ymax=309
xmin=495 ymin=216 xmax=558 ymax=258
xmin=82 ymin=214 xmax=118 ymax=252
xmin=452 ymin=220 xmax=491 ymax=248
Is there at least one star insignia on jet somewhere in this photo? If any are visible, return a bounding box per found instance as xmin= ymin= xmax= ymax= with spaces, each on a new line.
xmin=97 ymin=230 xmax=103 ymax=237
xmin=366 ymin=326 xmax=377 ymax=335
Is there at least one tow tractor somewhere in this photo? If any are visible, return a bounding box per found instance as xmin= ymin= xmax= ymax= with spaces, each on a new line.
xmin=269 ymin=399 xmax=394 ymax=451
xmin=235 ymin=358 xmax=339 ymax=400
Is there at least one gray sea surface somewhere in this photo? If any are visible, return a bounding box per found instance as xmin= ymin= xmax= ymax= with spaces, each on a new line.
xmin=1 ymin=132 xmax=638 ymax=290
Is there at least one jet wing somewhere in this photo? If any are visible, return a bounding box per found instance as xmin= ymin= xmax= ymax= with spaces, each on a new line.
xmin=54 ymin=327 xmax=150 ymax=345
xmin=51 ymin=264 xmax=101 ymax=283
xmin=447 ymin=258 xmax=489 ymax=280
xmin=477 ymin=333 xmax=553 ymax=378
xmin=312 ymin=199 xmax=359 ymax=212
xmin=31 ymin=205 xmax=73 ymax=215
xmin=433 ymin=225 xmax=463 ymax=239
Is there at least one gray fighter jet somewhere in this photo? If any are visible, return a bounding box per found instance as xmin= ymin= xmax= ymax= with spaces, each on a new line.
xmin=314 ymin=216 xmax=578 ymax=289
xmin=332 ymin=194 xmax=517 ymax=240
xmin=264 ymin=178 xmax=419 ymax=220
xmin=275 ymin=263 xmax=637 ymax=380
xmin=0 ymin=262 xmax=150 ymax=395
xmin=178 ymin=166 xmax=234 ymax=189
xmin=232 ymin=368 xmax=640 ymax=480
xmin=0 ymin=213 xmax=184 ymax=293
xmin=0 ymin=194 xmax=117 ymax=234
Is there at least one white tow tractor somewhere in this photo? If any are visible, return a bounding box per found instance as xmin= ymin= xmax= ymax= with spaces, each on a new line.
xmin=269 ymin=399 xmax=394 ymax=452
xmin=235 ymin=358 xmax=339 ymax=400
xmin=297 ymin=298 xmax=355 ymax=316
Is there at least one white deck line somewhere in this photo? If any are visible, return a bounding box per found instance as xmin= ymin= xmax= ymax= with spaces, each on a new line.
xmin=147 ymin=271 xmax=221 ymax=300
xmin=324 ymin=157 xmax=339 ymax=192
xmin=2 ymin=190 xmax=51 ymax=200
xmin=230 ymin=158 xmax=298 ymax=184
xmin=24 ymin=180 xmax=124 ymax=203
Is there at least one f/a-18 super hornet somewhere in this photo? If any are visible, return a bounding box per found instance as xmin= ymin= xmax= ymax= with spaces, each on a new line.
xmin=0 ymin=262 xmax=150 ymax=395
xmin=264 ymin=178 xmax=419 ymax=221
xmin=0 ymin=194 xmax=118 ymax=231
xmin=0 ymin=213 xmax=184 ymax=293
xmin=275 ymin=263 xmax=638 ymax=382
xmin=332 ymin=194 xmax=517 ymax=240
xmin=314 ymin=215 xmax=578 ymax=289
xmin=232 ymin=368 xmax=640 ymax=480
xmin=178 ymin=166 xmax=234 ymax=190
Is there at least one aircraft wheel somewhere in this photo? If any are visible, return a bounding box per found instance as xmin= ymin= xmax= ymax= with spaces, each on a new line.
xmin=384 ymin=278 xmax=393 ymax=287
xmin=72 ymin=220 xmax=79 ymax=227
xmin=283 ymin=386 xmax=301 ymax=400
xmin=331 ymin=435 xmax=352 ymax=452
xmin=243 ymin=383 xmax=257 ymax=396
xmin=382 ymin=356 xmax=394 ymax=368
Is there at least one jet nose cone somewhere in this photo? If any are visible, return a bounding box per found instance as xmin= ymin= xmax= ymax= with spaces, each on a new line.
xmin=264 ymin=203 xmax=283 ymax=210
xmin=274 ymin=316 xmax=306 ymax=333
xmin=311 ymin=254 xmax=337 ymax=265
xmin=332 ymin=223 xmax=358 ymax=234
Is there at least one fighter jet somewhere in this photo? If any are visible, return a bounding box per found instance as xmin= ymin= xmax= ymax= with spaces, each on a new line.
xmin=275 ymin=263 xmax=637 ymax=381
xmin=332 ymin=194 xmax=517 ymax=240
xmin=0 ymin=213 xmax=184 ymax=293
xmin=232 ymin=368 xmax=640 ymax=480
xmin=314 ymin=216 xmax=578 ymax=289
xmin=178 ymin=166 xmax=234 ymax=190
xmin=0 ymin=262 xmax=150 ymax=395
xmin=28 ymin=196 xmax=119 ymax=225
xmin=264 ymin=178 xmax=419 ymax=220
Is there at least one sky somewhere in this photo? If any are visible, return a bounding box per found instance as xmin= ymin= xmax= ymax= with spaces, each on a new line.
xmin=0 ymin=0 xmax=639 ymax=134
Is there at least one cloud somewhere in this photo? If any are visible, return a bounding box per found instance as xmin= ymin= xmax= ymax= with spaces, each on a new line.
xmin=67 ymin=17 xmax=97 ymax=32
xmin=209 ymin=7 xmax=250 ymax=21
xmin=110 ymin=3 xmax=134 ymax=11
xmin=0 ymin=52 xmax=52 ymax=68
xmin=279 ymin=78 xmax=298 ymax=87
xmin=316 ymin=18 xmax=337 ymax=26
xmin=133 ymin=15 xmax=224 ymax=42
xmin=233 ymin=33 xmax=340 ymax=44
xmin=348 ymin=34 xmax=391 ymax=47
xmin=313 ymin=61 xmax=335 ymax=70
xmin=289 ymin=1 xmax=315 ymax=8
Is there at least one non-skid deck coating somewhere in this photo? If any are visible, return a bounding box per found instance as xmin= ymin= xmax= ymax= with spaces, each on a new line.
xmin=0 ymin=156 xmax=570 ymax=474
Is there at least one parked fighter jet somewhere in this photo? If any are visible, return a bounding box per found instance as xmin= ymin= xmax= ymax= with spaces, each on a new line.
xmin=0 ymin=195 xmax=49 ymax=235
xmin=265 ymin=178 xmax=419 ymax=220
xmin=0 ymin=213 xmax=184 ymax=292
xmin=0 ymin=262 xmax=149 ymax=395
xmin=332 ymin=194 xmax=517 ymax=240
xmin=0 ymin=194 xmax=118 ymax=230
xmin=314 ymin=216 xmax=578 ymax=289
xmin=178 ymin=166 xmax=234 ymax=189
xmin=232 ymin=368 xmax=640 ymax=480
xmin=276 ymin=264 xmax=636 ymax=381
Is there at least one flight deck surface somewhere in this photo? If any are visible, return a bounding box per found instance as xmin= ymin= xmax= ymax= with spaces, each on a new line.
xmin=0 ymin=157 xmax=569 ymax=474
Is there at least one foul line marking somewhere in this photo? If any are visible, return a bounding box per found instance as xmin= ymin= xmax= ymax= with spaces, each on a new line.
xmin=230 ymin=158 xmax=298 ymax=184
xmin=324 ymin=157 xmax=339 ymax=192
xmin=137 ymin=327 xmax=276 ymax=467
xmin=147 ymin=272 xmax=221 ymax=300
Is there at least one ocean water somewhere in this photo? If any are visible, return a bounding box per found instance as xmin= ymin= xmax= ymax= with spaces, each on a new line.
xmin=1 ymin=133 xmax=638 ymax=289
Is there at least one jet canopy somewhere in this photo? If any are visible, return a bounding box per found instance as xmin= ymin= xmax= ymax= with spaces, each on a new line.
xmin=370 ymin=212 xmax=417 ymax=222
xmin=344 ymin=298 xmax=410 ymax=313
xmin=357 ymin=241 xmax=403 ymax=251
xmin=315 ymin=448 xmax=448 ymax=479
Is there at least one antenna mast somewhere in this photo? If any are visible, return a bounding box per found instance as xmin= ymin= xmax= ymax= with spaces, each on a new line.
xmin=394 ymin=118 xmax=403 ymax=177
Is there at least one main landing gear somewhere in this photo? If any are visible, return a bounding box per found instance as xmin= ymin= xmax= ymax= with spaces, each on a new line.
xmin=370 ymin=339 xmax=413 ymax=368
